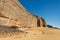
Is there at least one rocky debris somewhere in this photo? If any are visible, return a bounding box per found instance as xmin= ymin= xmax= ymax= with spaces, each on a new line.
xmin=0 ymin=25 xmax=27 ymax=37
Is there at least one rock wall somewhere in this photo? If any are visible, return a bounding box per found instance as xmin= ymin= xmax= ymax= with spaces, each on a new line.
xmin=0 ymin=0 xmax=47 ymax=27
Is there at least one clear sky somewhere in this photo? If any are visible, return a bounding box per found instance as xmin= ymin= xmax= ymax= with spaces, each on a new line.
xmin=19 ymin=0 xmax=60 ymax=28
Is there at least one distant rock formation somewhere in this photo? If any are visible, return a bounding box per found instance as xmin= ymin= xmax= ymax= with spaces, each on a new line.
xmin=47 ymin=25 xmax=53 ymax=28
xmin=0 ymin=0 xmax=47 ymax=28
xmin=47 ymin=25 xmax=59 ymax=29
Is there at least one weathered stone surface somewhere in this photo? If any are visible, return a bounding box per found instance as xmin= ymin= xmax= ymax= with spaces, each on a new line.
xmin=0 ymin=0 xmax=47 ymax=27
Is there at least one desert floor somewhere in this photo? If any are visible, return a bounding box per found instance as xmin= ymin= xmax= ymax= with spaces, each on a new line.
xmin=0 ymin=27 xmax=60 ymax=40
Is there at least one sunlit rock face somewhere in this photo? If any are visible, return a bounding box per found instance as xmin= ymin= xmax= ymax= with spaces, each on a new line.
xmin=0 ymin=0 xmax=47 ymax=27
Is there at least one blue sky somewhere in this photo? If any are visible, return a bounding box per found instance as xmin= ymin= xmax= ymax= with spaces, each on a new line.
xmin=19 ymin=0 xmax=60 ymax=28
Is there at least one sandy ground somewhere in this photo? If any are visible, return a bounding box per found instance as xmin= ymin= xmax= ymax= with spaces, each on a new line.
xmin=0 ymin=27 xmax=60 ymax=40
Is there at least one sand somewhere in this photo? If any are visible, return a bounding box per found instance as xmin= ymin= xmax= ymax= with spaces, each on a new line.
xmin=0 ymin=27 xmax=60 ymax=40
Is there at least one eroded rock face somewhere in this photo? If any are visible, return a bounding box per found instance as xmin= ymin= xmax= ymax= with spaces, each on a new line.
xmin=0 ymin=0 xmax=47 ymax=28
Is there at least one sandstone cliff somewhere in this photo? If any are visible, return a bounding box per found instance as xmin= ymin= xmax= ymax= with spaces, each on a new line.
xmin=0 ymin=0 xmax=47 ymax=28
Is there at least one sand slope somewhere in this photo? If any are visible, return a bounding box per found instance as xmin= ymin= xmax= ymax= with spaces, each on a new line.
xmin=0 ymin=27 xmax=60 ymax=40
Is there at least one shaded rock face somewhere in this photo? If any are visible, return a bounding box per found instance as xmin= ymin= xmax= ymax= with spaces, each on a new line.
xmin=0 ymin=0 xmax=47 ymax=27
